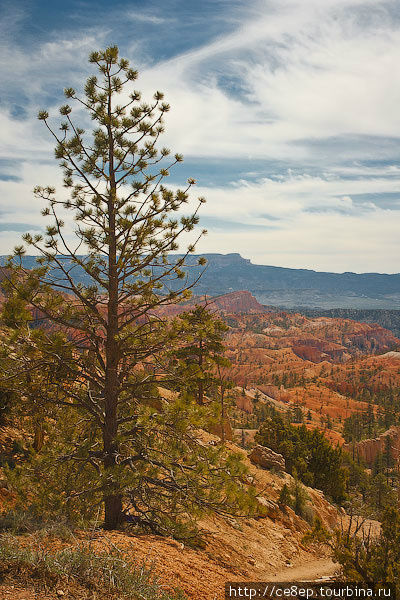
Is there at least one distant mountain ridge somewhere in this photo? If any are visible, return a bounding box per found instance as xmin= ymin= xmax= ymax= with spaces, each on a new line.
xmin=2 ymin=253 xmax=400 ymax=309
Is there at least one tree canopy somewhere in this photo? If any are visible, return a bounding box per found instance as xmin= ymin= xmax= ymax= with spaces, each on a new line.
xmin=256 ymin=414 xmax=347 ymax=503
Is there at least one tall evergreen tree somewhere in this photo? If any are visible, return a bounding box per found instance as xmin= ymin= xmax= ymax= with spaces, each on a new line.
xmin=0 ymin=47 xmax=255 ymax=532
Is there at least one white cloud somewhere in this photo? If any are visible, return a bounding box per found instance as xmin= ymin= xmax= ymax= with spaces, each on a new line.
xmin=193 ymin=171 xmax=400 ymax=222
xmin=1 ymin=0 xmax=400 ymax=273
xmin=194 ymin=208 xmax=400 ymax=273
xmin=125 ymin=12 xmax=174 ymax=25
xmin=188 ymin=169 xmax=400 ymax=272
xmin=133 ymin=0 xmax=400 ymax=159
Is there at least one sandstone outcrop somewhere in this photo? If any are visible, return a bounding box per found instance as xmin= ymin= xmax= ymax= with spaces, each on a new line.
xmin=248 ymin=444 xmax=285 ymax=471
xmin=207 ymin=290 xmax=265 ymax=314
xmin=257 ymin=496 xmax=281 ymax=519
xmin=343 ymin=425 xmax=400 ymax=466
xmin=292 ymin=339 xmax=349 ymax=363
xmin=151 ymin=290 xmax=266 ymax=318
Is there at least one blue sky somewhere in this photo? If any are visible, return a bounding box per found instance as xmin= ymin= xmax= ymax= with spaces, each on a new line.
xmin=1 ymin=0 xmax=400 ymax=272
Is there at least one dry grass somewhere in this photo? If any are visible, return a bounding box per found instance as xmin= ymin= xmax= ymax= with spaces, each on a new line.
xmin=0 ymin=530 xmax=185 ymax=600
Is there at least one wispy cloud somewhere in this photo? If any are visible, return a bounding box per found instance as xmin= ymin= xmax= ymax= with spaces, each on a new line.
xmin=136 ymin=0 xmax=400 ymax=162
xmin=126 ymin=12 xmax=175 ymax=25
xmin=1 ymin=0 xmax=400 ymax=273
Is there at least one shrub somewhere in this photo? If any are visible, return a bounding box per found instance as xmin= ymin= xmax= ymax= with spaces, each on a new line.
xmin=289 ymin=478 xmax=309 ymax=518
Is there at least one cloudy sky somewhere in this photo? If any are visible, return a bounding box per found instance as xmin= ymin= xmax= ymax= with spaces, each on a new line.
xmin=1 ymin=0 xmax=400 ymax=273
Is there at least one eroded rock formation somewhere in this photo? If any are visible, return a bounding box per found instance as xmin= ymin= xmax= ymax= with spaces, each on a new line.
xmin=343 ymin=426 xmax=400 ymax=466
xmin=208 ymin=291 xmax=266 ymax=314
xmin=248 ymin=444 xmax=286 ymax=471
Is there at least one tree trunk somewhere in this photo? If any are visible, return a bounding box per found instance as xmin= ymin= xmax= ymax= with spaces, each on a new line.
xmin=104 ymin=488 xmax=123 ymax=529
xmin=103 ymin=353 xmax=122 ymax=529
xmin=33 ymin=423 xmax=44 ymax=452
xmin=103 ymin=73 xmax=123 ymax=530
xmin=220 ymin=386 xmax=226 ymax=443
xmin=198 ymin=339 xmax=204 ymax=405
xmin=103 ymin=298 xmax=121 ymax=529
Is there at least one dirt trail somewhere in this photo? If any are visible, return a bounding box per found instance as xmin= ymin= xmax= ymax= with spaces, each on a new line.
xmin=268 ymin=558 xmax=338 ymax=582
xmin=0 ymin=560 xmax=339 ymax=600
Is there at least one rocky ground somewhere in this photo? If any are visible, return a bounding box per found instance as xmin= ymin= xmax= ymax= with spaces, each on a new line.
xmin=0 ymin=435 xmax=344 ymax=600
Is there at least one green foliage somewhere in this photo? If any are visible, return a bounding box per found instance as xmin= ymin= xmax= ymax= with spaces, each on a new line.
xmin=121 ymin=396 xmax=259 ymax=538
xmin=0 ymin=437 xmax=27 ymax=470
xmin=278 ymin=483 xmax=291 ymax=507
xmin=341 ymin=449 xmax=397 ymax=520
xmin=165 ymin=305 xmax=236 ymax=441
xmin=0 ymin=294 xmax=31 ymax=329
xmin=289 ymin=403 xmax=304 ymax=424
xmin=4 ymin=394 xmax=259 ymax=538
xmin=255 ymin=414 xmax=347 ymax=503
xmin=278 ymin=479 xmax=314 ymax=523
xmin=3 ymin=408 xmax=100 ymax=524
xmin=341 ymin=451 xmax=369 ymax=495
xmin=332 ymin=507 xmax=400 ymax=585
xmin=290 ymin=477 xmax=309 ymax=518
xmin=286 ymin=476 xmax=315 ymax=524
xmin=367 ymin=473 xmax=396 ymax=513
xmin=343 ymin=408 xmax=379 ymax=443
xmin=302 ymin=516 xmax=331 ymax=546
xmin=231 ymin=396 xmax=277 ymax=430
xmin=168 ymin=306 xmax=229 ymax=405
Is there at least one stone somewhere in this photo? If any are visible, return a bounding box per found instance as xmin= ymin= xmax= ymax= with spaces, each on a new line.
xmin=248 ymin=444 xmax=285 ymax=471
xmin=257 ymin=497 xmax=281 ymax=519
xmin=228 ymin=518 xmax=241 ymax=530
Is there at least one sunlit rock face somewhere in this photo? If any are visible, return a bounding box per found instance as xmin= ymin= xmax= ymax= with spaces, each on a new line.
xmin=343 ymin=426 xmax=400 ymax=466
xmin=248 ymin=444 xmax=286 ymax=471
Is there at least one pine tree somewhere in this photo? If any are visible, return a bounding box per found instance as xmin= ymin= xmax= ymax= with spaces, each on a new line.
xmin=164 ymin=304 xmax=234 ymax=441
xmin=382 ymin=435 xmax=395 ymax=484
xmin=278 ymin=483 xmax=291 ymax=507
xmin=0 ymin=47 xmax=256 ymax=532
xmin=331 ymin=507 xmax=400 ymax=583
xmin=168 ymin=305 xmax=228 ymax=405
